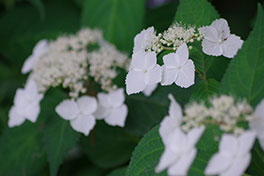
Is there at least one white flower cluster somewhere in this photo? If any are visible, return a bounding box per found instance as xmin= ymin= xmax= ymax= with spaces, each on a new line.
xmin=9 ymin=28 xmax=130 ymax=134
xmin=56 ymin=88 xmax=128 ymax=135
xmin=126 ymin=18 xmax=244 ymax=96
xmin=182 ymin=95 xmax=253 ymax=135
xmin=25 ymin=28 xmax=129 ymax=98
xmin=156 ymin=94 xmax=264 ymax=176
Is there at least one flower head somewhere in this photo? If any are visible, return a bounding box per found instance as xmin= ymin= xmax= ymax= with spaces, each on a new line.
xmin=95 ymin=88 xmax=128 ymax=127
xmin=161 ymin=43 xmax=195 ymax=88
xmin=205 ymin=131 xmax=256 ymax=176
xmin=125 ymin=51 xmax=161 ymax=95
xmin=56 ymin=96 xmax=97 ymax=136
xmin=8 ymin=79 xmax=43 ymax=127
xmin=200 ymin=18 xmax=243 ymax=58
xmin=22 ymin=40 xmax=48 ymax=74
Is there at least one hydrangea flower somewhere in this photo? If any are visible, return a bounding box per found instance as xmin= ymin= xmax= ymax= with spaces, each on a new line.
xmin=250 ymin=99 xmax=264 ymax=150
xmin=205 ymin=131 xmax=256 ymax=176
xmin=159 ymin=94 xmax=182 ymax=144
xmin=133 ymin=27 xmax=155 ymax=53
xmin=22 ymin=39 xmax=48 ymax=74
xmin=125 ymin=51 xmax=162 ymax=95
xmin=200 ymin=18 xmax=243 ymax=58
xmin=156 ymin=127 xmax=205 ymax=176
xmin=56 ymin=96 xmax=97 ymax=136
xmin=95 ymin=88 xmax=128 ymax=127
xmin=161 ymin=43 xmax=195 ymax=88
xmin=8 ymin=79 xmax=43 ymax=127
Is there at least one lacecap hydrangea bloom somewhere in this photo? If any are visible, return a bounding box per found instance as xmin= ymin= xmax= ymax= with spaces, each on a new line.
xmin=125 ymin=18 xmax=243 ymax=96
xmin=155 ymin=94 xmax=264 ymax=176
xmin=9 ymin=28 xmax=130 ymax=136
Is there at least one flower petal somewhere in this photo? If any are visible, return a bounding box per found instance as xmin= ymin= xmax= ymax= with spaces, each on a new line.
xmin=21 ymin=55 xmax=34 ymax=74
xmin=219 ymin=134 xmax=238 ymax=155
xmin=176 ymin=43 xmax=189 ymax=66
xmin=94 ymin=105 xmax=111 ymax=119
xmin=159 ymin=116 xmax=180 ymax=144
xmin=55 ymin=100 xmax=79 ymax=120
xmin=238 ymin=130 xmax=256 ymax=156
xmin=8 ymin=106 xmax=25 ymax=127
xmin=108 ymin=88 xmax=125 ymax=108
xmin=203 ymin=26 xmax=219 ymax=42
xmin=175 ymin=60 xmax=195 ymax=88
xmin=205 ymin=152 xmax=233 ymax=175
xmin=168 ymin=94 xmax=182 ymax=119
xmin=133 ymin=27 xmax=154 ymax=53
xmin=70 ymin=115 xmax=96 ymax=136
xmin=155 ymin=147 xmax=179 ymax=173
xmin=105 ymin=105 xmax=128 ymax=127
xmin=145 ymin=51 xmax=157 ymax=70
xmin=33 ymin=39 xmax=48 ymax=56
xmin=25 ymin=103 xmax=40 ymax=123
xmin=163 ymin=53 xmax=177 ymax=69
xmin=125 ymin=70 xmax=146 ymax=95
xmin=187 ymin=126 xmax=205 ymax=148
xmin=221 ymin=153 xmax=251 ymax=176
xmin=97 ymin=92 xmax=111 ymax=108
xmin=130 ymin=51 xmax=146 ymax=70
xmin=161 ymin=66 xmax=178 ymax=86
xmin=211 ymin=18 xmax=230 ymax=39
xmin=143 ymin=84 xmax=158 ymax=96
xmin=202 ymin=38 xmax=223 ymax=56
xmin=147 ymin=65 xmax=162 ymax=85
xmin=168 ymin=149 xmax=196 ymax=176
xmin=77 ymin=96 xmax=97 ymax=115
xmin=222 ymin=34 xmax=243 ymax=58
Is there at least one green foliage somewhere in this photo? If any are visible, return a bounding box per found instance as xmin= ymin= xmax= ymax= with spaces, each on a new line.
xmin=107 ymin=166 xmax=127 ymax=176
xmin=190 ymin=79 xmax=220 ymax=101
xmin=221 ymin=4 xmax=264 ymax=106
xmin=247 ymin=141 xmax=264 ymax=175
xmin=126 ymin=125 xmax=167 ymax=176
xmin=43 ymin=117 xmax=80 ymax=176
xmin=81 ymin=0 xmax=145 ymax=52
xmin=80 ymin=121 xmax=138 ymax=168
xmin=125 ymin=85 xmax=194 ymax=137
xmin=0 ymin=122 xmax=46 ymax=176
xmin=174 ymin=0 xmax=219 ymax=26
xmin=0 ymin=0 xmax=80 ymax=64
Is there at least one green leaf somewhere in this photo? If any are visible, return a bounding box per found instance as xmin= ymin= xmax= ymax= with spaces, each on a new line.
xmin=125 ymin=85 xmax=194 ymax=137
xmin=0 ymin=122 xmax=46 ymax=176
xmin=107 ymin=166 xmax=127 ymax=176
xmin=126 ymin=125 xmax=166 ymax=176
xmin=190 ymin=79 xmax=220 ymax=101
xmin=126 ymin=124 xmax=222 ymax=176
xmin=174 ymin=0 xmax=219 ymax=26
xmin=80 ymin=121 xmax=138 ymax=168
xmin=220 ymin=4 xmax=264 ymax=106
xmin=0 ymin=1 xmax=80 ymax=64
xmin=43 ymin=116 xmax=80 ymax=176
xmin=27 ymin=0 xmax=45 ymax=20
xmin=81 ymin=0 xmax=145 ymax=52
xmin=247 ymin=140 xmax=264 ymax=175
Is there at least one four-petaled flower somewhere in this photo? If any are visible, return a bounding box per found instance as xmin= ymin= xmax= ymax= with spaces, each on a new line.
xmin=8 ymin=79 xmax=43 ymax=127
xmin=22 ymin=39 xmax=48 ymax=74
xmin=250 ymin=99 xmax=264 ymax=151
xmin=200 ymin=18 xmax=243 ymax=58
xmin=95 ymin=88 xmax=128 ymax=127
xmin=56 ymin=96 xmax=97 ymax=136
xmin=126 ymin=51 xmax=162 ymax=95
xmin=156 ymin=94 xmax=205 ymax=176
xmin=133 ymin=26 xmax=155 ymax=53
xmin=161 ymin=43 xmax=195 ymax=88
xmin=205 ymin=131 xmax=256 ymax=176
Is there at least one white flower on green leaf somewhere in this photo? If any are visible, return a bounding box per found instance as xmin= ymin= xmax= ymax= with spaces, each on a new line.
xmin=8 ymin=79 xmax=43 ymax=127
xmin=95 ymin=88 xmax=128 ymax=127
xmin=205 ymin=131 xmax=256 ymax=176
xmin=133 ymin=27 xmax=155 ymax=53
xmin=22 ymin=39 xmax=48 ymax=74
xmin=200 ymin=18 xmax=243 ymax=58
xmin=161 ymin=43 xmax=195 ymax=88
xmin=125 ymin=51 xmax=162 ymax=95
xmin=56 ymin=96 xmax=97 ymax=136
